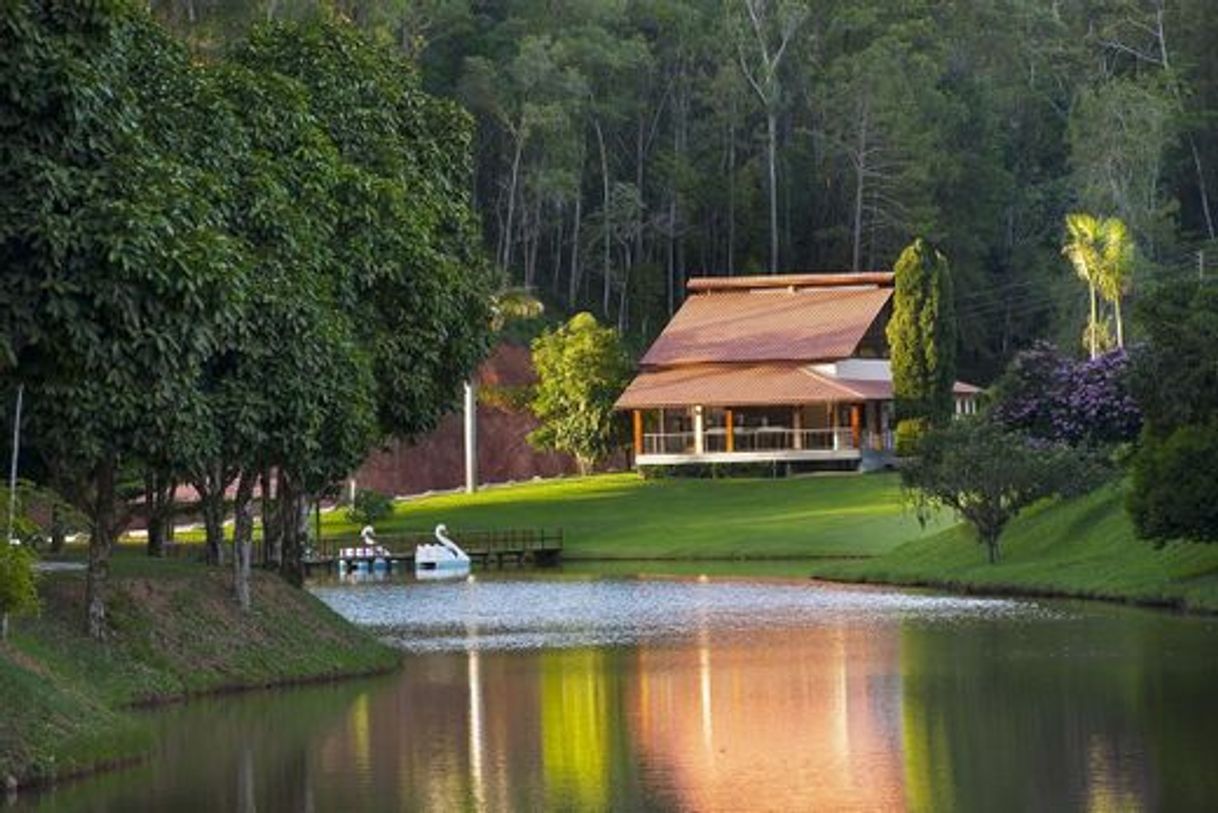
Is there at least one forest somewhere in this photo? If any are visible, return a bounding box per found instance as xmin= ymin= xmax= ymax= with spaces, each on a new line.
xmin=149 ymin=0 xmax=1218 ymax=381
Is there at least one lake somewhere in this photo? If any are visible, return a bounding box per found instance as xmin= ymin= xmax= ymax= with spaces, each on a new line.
xmin=17 ymin=572 xmax=1218 ymax=812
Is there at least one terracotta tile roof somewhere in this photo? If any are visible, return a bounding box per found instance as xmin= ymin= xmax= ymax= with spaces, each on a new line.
xmin=614 ymin=363 xmax=982 ymax=409
xmin=615 ymin=364 xmax=865 ymax=409
xmin=640 ymin=286 xmax=893 ymax=366
xmin=686 ymin=272 xmax=894 ymax=292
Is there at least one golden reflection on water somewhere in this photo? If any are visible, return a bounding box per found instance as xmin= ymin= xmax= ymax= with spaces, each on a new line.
xmin=316 ymin=621 xmax=912 ymax=812
xmin=630 ymin=624 xmax=906 ymax=812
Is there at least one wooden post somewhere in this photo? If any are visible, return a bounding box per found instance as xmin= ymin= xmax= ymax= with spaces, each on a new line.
xmin=693 ymin=406 xmax=705 ymax=455
xmin=792 ymin=406 xmax=803 ymax=450
xmin=632 ymin=410 xmax=643 ymax=456
xmin=725 ymin=408 xmax=734 ymax=452
xmin=850 ymin=405 xmax=861 ymax=449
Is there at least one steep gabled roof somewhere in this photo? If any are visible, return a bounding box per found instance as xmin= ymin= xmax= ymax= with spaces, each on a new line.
xmin=639 ymin=282 xmax=893 ymax=367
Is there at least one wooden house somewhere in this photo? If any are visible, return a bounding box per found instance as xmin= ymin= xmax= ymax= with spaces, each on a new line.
xmin=614 ymin=273 xmax=979 ymax=470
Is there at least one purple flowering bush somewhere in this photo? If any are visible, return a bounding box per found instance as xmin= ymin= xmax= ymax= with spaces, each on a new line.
xmin=991 ymin=342 xmax=1141 ymax=445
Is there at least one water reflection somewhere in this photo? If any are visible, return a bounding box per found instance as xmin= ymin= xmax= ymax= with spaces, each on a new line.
xmin=16 ymin=581 xmax=1218 ymax=812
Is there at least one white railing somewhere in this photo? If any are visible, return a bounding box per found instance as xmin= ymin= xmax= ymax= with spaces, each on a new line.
xmin=643 ymin=431 xmax=698 ymax=455
xmin=642 ymin=427 xmax=893 ymax=456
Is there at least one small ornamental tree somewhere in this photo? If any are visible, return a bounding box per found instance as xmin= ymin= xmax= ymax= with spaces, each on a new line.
xmin=887 ymin=239 xmax=957 ymax=448
xmin=529 ymin=313 xmax=632 ymax=474
xmin=903 ymin=418 xmax=1108 ymax=563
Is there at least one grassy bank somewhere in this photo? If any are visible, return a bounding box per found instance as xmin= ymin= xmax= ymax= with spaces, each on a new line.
xmin=811 ymin=481 xmax=1218 ymax=612
xmin=326 ymin=472 xmax=942 ymax=559
xmin=0 ymin=554 xmax=398 ymax=788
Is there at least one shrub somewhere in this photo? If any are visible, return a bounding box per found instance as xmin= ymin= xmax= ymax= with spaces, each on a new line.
xmin=990 ymin=342 xmax=1140 ymax=445
xmin=1128 ymin=420 xmax=1218 ymax=544
xmin=344 ymin=489 xmax=394 ymax=527
xmin=0 ymin=542 xmax=38 ymax=640
xmin=894 ymin=418 xmax=929 ymax=457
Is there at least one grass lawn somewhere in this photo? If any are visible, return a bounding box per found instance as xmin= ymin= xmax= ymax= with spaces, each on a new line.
xmin=324 ymin=471 xmax=942 ymax=560
xmin=812 ymin=480 xmax=1218 ymax=613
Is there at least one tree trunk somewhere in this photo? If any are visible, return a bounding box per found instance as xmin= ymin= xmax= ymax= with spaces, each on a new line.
xmin=232 ymin=471 xmax=256 ymax=612
xmin=502 ymin=130 xmax=525 ymax=273
xmin=1114 ymin=295 xmax=1124 ymax=349
xmin=145 ymin=471 xmax=173 ymax=558
xmin=201 ymin=483 xmax=225 ymax=567
xmin=766 ymin=110 xmax=779 ymax=274
xmin=261 ymin=468 xmax=280 ymax=567
xmin=727 ymin=102 xmax=736 ymax=275
xmin=49 ymin=504 xmax=65 ymax=553
xmin=985 ymin=531 xmax=1002 ymax=564
xmin=569 ymin=193 xmax=582 ymax=307
xmin=851 ymin=100 xmax=870 ymax=273
xmin=594 ymin=117 xmax=612 ymax=317
xmin=277 ymin=473 xmax=308 ymax=588
xmin=85 ymin=457 xmax=117 ymax=641
xmin=1089 ymin=283 xmax=1098 ymax=360
xmin=1 ymin=612 xmax=8 ymax=642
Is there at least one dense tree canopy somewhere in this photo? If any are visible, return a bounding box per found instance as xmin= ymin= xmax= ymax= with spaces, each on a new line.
xmin=1127 ymin=278 xmax=1218 ymax=543
xmin=1 ymin=3 xmax=492 ymax=630
xmin=151 ymin=0 xmax=1218 ymax=380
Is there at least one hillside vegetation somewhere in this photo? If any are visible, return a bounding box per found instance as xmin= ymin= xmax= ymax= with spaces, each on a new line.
xmin=812 ymin=481 xmax=1218 ymax=612
xmin=0 ymin=557 xmax=397 ymax=787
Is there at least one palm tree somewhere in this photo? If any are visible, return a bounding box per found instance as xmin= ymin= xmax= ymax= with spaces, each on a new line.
xmin=1063 ymin=213 xmax=1132 ymax=358
xmin=1093 ymin=218 xmax=1134 ymax=349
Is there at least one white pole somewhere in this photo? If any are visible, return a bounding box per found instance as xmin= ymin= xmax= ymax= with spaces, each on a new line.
xmin=7 ymin=384 xmax=23 ymax=545
xmin=463 ymin=380 xmax=477 ymax=494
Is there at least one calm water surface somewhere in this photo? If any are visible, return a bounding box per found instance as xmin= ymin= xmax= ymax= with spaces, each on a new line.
xmin=19 ymin=572 xmax=1218 ymax=812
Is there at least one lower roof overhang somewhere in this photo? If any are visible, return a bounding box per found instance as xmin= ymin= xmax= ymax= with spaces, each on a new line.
xmin=614 ymin=363 xmax=876 ymax=410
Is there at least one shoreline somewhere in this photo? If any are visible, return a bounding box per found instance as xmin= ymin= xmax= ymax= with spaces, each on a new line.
xmin=0 ymin=558 xmax=399 ymax=793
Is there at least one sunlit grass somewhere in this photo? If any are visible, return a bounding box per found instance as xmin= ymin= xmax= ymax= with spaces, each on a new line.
xmin=813 ymin=480 xmax=1218 ymax=612
xmin=322 ymin=471 xmax=942 ymax=559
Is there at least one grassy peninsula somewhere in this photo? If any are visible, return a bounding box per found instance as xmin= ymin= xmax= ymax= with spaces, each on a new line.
xmin=812 ymin=481 xmax=1218 ymax=613
xmin=341 ymin=473 xmax=1218 ymax=610
xmin=0 ymin=555 xmax=397 ymax=789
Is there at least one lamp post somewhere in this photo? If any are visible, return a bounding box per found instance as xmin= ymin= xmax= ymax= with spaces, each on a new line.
xmin=6 ymin=384 xmax=23 ymax=545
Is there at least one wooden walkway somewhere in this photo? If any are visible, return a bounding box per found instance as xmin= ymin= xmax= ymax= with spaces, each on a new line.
xmin=303 ymin=528 xmax=563 ymax=576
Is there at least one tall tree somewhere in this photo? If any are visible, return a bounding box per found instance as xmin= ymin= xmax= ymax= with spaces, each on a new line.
xmin=887 ymin=239 xmax=958 ymax=430
xmin=731 ymin=0 xmax=807 ymax=273
xmin=2 ymin=2 xmax=246 ymax=638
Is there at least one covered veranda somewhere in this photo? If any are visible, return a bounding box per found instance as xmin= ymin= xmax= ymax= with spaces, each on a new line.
xmin=615 ymin=363 xmax=896 ymax=467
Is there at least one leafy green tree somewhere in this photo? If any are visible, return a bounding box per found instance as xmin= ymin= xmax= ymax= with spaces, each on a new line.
xmin=1128 ymin=279 xmax=1218 ymax=543
xmin=2 ymin=2 xmax=246 ymax=638
xmin=228 ymin=18 xmax=492 ymax=587
xmin=1068 ymin=77 xmax=1178 ymax=249
xmin=528 ymin=313 xmax=631 ymax=474
xmin=903 ymin=418 xmax=1107 ymax=563
xmin=887 ymin=238 xmax=957 ymax=437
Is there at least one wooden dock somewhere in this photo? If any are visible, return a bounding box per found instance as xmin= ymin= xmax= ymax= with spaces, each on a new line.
xmin=303 ymin=528 xmax=563 ymax=576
